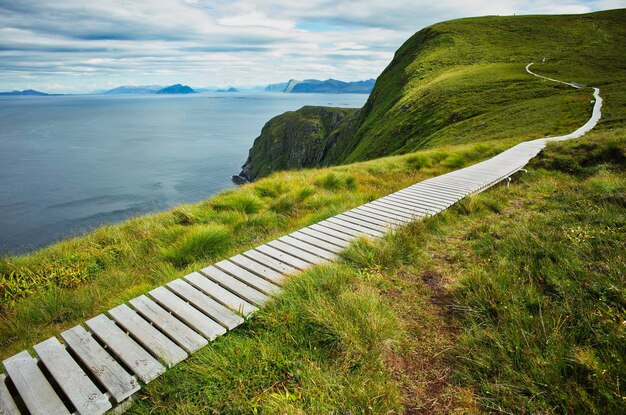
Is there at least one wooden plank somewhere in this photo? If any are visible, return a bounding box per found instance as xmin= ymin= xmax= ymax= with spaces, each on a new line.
xmin=0 ymin=374 xmax=20 ymax=415
xmin=403 ymin=185 xmax=461 ymax=200
xmin=129 ymin=296 xmax=208 ymax=353
xmin=61 ymin=325 xmax=139 ymax=403
xmin=214 ymin=260 xmax=281 ymax=296
xmin=287 ymin=230 xmax=344 ymax=254
xmin=266 ymin=240 xmax=328 ymax=265
xmin=2 ymin=351 xmax=70 ymax=415
xmin=342 ymin=210 xmax=398 ymax=228
xmin=323 ymin=218 xmax=384 ymax=238
xmin=384 ymin=193 xmax=446 ymax=210
xmin=348 ymin=207 xmax=405 ymax=225
xmin=333 ymin=213 xmax=389 ymax=233
xmin=359 ymin=203 xmax=416 ymax=221
xmin=278 ymin=235 xmax=338 ymax=260
xmin=184 ymin=271 xmax=258 ymax=316
xmin=317 ymin=220 xmax=367 ymax=238
xmin=298 ymin=227 xmax=351 ymax=248
xmin=254 ymin=245 xmax=312 ymax=270
xmin=241 ymin=249 xmax=299 ymax=275
xmin=228 ymin=254 xmax=287 ymax=284
xmin=164 ymin=280 xmax=243 ymax=331
xmin=377 ymin=197 xmax=434 ymax=215
xmin=108 ymin=304 xmax=188 ymax=368
xmin=150 ymin=285 xmax=229 ymax=339
xmin=379 ymin=196 xmax=441 ymax=214
xmin=85 ymin=314 xmax=165 ymax=384
xmin=34 ymin=337 xmax=111 ymax=415
xmin=397 ymin=190 xmax=452 ymax=207
xmin=200 ymin=266 xmax=269 ymax=307
xmin=308 ymin=223 xmax=356 ymax=242
xmin=412 ymin=183 xmax=467 ymax=196
xmin=358 ymin=205 xmax=415 ymax=222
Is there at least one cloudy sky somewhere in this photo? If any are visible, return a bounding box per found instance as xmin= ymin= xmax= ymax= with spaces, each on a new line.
xmin=0 ymin=0 xmax=622 ymax=93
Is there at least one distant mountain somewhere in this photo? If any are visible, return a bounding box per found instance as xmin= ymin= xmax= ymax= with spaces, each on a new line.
xmin=0 ymin=89 xmax=54 ymax=96
xmin=156 ymin=84 xmax=195 ymax=94
xmin=264 ymin=79 xmax=375 ymax=94
xmin=104 ymin=85 xmax=163 ymax=94
xmin=216 ymin=87 xmax=238 ymax=92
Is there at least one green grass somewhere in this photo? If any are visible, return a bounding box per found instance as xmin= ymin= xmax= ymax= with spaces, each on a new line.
xmin=0 ymin=139 xmax=516 ymax=359
xmin=128 ymin=129 xmax=624 ymax=414
xmin=243 ymin=9 xmax=626 ymax=178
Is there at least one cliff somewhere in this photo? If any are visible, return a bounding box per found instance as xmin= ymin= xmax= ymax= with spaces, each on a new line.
xmin=237 ymin=106 xmax=357 ymax=181
xmin=240 ymin=9 xmax=626 ymax=180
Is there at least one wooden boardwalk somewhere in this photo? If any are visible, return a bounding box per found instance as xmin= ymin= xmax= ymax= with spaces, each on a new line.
xmin=0 ymin=65 xmax=602 ymax=414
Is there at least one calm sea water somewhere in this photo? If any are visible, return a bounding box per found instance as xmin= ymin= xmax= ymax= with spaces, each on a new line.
xmin=0 ymin=92 xmax=368 ymax=254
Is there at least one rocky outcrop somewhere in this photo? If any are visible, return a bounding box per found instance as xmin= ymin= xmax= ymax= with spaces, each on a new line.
xmin=238 ymin=106 xmax=358 ymax=181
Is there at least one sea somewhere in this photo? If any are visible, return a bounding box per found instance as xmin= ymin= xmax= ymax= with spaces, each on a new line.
xmin=0 ymin=92 xmax=368 ymax=254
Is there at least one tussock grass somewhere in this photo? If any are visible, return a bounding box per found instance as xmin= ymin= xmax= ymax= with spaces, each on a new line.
xmin=131 ymin=130 xmax=624 ymax=413
xmin=0 ymin=138 xmax=512 ymax=358
xmin=212 ymin=192 xmax=265 ymax=214
xmin=162 ymin=225 xmax=231 ymax=267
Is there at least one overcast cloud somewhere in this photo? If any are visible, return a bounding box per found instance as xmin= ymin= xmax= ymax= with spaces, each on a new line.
xmin=0 ymin=0 xmax=622 ymax=93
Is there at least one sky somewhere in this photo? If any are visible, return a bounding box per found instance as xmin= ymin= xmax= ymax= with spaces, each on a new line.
xmin=0 ymin=0 xmax=623 ymax=93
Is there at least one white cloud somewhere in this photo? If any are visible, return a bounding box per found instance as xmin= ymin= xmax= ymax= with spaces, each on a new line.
xmin=0 ymin=0 xmax=613 ymax=93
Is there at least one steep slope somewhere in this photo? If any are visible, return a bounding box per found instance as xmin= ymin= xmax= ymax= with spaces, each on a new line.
xmin=241 ymin=9 xmax=626 ymax=180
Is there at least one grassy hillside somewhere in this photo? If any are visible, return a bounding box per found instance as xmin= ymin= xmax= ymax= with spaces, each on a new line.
xmin=129 ymin=129 xmax=625 ymax=414
xmin=242 ymin=9 xmax=625 ymax=179
xmin=0 ymin=9 xmax=624 ymax=414
xmin=0 ymin=138 xmax=515 ymax=359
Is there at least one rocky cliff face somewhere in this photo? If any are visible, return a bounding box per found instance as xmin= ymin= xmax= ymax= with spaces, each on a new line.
xmin=237 ymin=106 xmax=358 ymax=181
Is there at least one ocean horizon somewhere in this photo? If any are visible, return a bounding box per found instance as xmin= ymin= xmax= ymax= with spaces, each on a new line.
xmin=0 ymin=92 xmax=368 ymax=254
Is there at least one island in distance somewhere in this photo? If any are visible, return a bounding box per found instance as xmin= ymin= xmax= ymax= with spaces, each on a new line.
xmin=103 ymin=84 xmax=196 ymax=94
xmin=0 ymin=89 xmax=62 ymax=96
xmin=265 ymin=78 xmax=375 ymax=93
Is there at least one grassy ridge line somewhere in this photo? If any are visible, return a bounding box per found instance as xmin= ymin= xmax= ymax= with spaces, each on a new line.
xmin=0 ymin=138 xmax=518 ymax=360
xmin=242 ymin=9 xmax=625 ymax=179
xmin=128 ymin=129 xmax=625 ymax=414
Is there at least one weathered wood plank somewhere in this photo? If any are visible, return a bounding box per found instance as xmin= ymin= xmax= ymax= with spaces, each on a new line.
xmin=254 ymin=244 xmax=312 ymax=270
xmin=341 ymin=210 xmax=398 ymax=228
xmin=278 ymin=235 xmax=338 ymax=260
xmin=85 ymin=314 xmax=165 ymax=384
xmin=333 ymin=214 xmax=389 ymax=233
xmin=129 ymin=296 xmax=208 ymax=353
xmin=355 ymin=205 xmax=413 ymax=223
xmin=200 ymin=266 xmax=269 ymax=307
xmin=149 ymin=286 xmax=229 ymax=339
xmin=228 ymin=254 xmax=286 ymax=284
xmin=378 ymin=196 xmax=435 ymax=214
xmin=108 ymin=304 xmax=188 ymax=368
xmin=241 ymin=249 xmax=299 ymax=275
xmin=214 ymin=260 xmax=281 ymax=296
xmin=309 ymin=223 xmax=357 ymax=242
xmin=287 ymin=230 xmax=344 ymax=254
xmin=298 ymin=227 xmax=351 ymax=248
xmin=34 ymin=337 xmax=112 ymax=415
xmin=61 ymin=325 xmax=139 ymax=403
xmin=2 ymin=351 xmax=70 ymax=415
xmin=266 ymin=240 xmax=328 ymax=264
xmin=184 ymin=271 xmax=258 ymax=316
xmin=367 ymin=200 xmax=425 ymax=218
xmin=317 ymin=220 xmax=365 ymax=237
xmin=164 ymin=280 xmax=243 ymax=331
xmin=322 ymin=219 xmax=383 ymax=238
xmin=0 ymin=374 xmax=20 ymax=415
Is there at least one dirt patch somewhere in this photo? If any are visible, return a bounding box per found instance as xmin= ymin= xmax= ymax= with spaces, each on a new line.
xmin=382 ymin=267 xmax=476 ymax=414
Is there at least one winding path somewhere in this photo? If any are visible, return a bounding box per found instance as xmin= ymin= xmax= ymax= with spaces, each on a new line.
xmin=0 ymin=64 xmax=602 ymax=415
